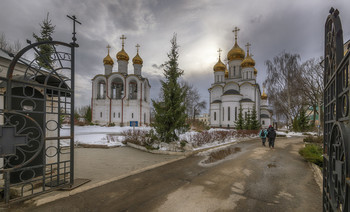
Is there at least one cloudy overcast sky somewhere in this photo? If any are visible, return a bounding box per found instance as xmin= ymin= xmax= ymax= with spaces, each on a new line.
xmin=1 ymin=0 xmax=349 ymax=110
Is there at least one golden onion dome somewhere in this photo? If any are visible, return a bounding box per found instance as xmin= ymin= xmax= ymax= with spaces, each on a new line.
xmin=132 ymin=44 xmax=143 ymax=64
xmin=116 ymin=48 xmax=129 ymax=61
xmin=261 ymin=88 xmax=268 ymax=100
xmin=254 ymin=68 xmax=258 ymax=75
xmin=132 ymin=53 xmax=143 ymax=64
xmin=103 ymin=45 xmax=114 ymax=65
xmin=241 ymin=53 xmax=255 ymax=68
xmin=213 ymin=58 xmax=226 ymax=72
xmin=227 ymin=42 xmax=245 ymax=61
xmin=103 ymin=53 xmax=114 ymax=66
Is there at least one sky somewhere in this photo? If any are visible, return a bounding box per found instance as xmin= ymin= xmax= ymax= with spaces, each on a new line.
xmin=0 ymin=0 xmax=349 ymax=111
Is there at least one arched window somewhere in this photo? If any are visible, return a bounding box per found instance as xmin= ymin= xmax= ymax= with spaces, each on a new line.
xmin=111 ymin=78 xmax=124 ymax=99
xmin=97 ymin=81 xmax=106 ymax=99
xmin=144 ymin=113 xmax=146 ymax=123
xmin=233 ymin=66 xmax=236 ymax=76
xmin=214 ymin=112 xmax=216 ymax=121
xmin=129 ymin=80 xmax=138 ymax=99
xmin=144 ymin=83 xmax=147 ymax=101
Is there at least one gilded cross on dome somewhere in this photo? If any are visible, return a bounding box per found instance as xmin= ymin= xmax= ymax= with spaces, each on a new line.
xmin=120 ymin=35 xmax=127 ymax=48
xmin=136 ymin=44 xmax=140 ymax=53
xmin=232 ymin=27 xmax=240 ymax=42
xmin=106 ymin=44 xmax=111 ymax=54
xmin=245 ymin=42 xmax=251 ymax=55
xmin=217 ymin=48 xmax=222 ymax=59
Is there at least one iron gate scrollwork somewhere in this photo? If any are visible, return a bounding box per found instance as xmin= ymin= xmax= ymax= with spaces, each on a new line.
xmin=324 ymin=8 xmax=350 ymax=211
xmin=0 ymin=17 xmax=79 ymax=203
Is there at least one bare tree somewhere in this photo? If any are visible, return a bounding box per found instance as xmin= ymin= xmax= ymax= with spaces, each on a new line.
xmin=0 ymin=32 xmax=22 ymax=54
xmin=0 ymin=33 xmax=8 ymax=50
xmin=296 ymin=57 xmax=324 ymax=127
xmin=264 ymin=52 xmax=303 ymax=127
xmin=182 ymin=81 xmax=207 ymax=119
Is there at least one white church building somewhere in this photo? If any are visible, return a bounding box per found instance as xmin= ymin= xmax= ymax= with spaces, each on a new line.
xmin=91 ymin=35 xmax=151 ymax=126
xmin=209 ymin=28 xmax=272 ymax=128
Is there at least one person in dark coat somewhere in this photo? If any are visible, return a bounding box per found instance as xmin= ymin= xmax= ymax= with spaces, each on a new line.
xmin=259 ymin=128 xmax=267 ymax=146
xmin=267 ymin=125 xmax=277 ymax=149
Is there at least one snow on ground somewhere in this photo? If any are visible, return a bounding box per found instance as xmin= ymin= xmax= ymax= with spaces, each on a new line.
xmin=276 ymin=131 xmax=317 ymax=137
xmin=60 ymin=125 xmax=151 ymax=147
xmin=59 ymin=125 xmax=316 ymax=150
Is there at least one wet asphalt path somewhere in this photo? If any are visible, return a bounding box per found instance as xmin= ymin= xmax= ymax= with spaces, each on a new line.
xmin=10 ymin=137 xmax=322 ymax=212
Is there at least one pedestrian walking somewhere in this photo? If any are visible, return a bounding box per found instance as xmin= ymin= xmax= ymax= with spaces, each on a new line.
xmin=267 ymin=125 xmax=277 ymax=149
xmin=259 ymin=128 xmax=267 ymax=146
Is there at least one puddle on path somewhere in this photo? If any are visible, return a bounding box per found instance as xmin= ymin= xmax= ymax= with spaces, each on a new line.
xmin=203 ymin=147 xmax=241 ymax=164
xmin=267 ymin=163 xmax=276 ymax=168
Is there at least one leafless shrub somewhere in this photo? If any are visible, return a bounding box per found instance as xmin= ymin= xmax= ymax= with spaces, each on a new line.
xmin=121 ymin=129 xmax=158 ymax=147
xmin=212 ymin=130 xmax=231 ymax=143
xmin=122 ymin=130 xmax=148 ymax=145
xmin=236 ymin=130 xmax=259 ymax=138
xmin=191 ymin=131 xmax=213 ymax=147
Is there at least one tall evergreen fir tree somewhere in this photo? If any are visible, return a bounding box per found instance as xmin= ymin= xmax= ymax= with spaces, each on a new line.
xmin=84 ymin=106 xmax=92 ymax=123
xmin=152 ymin=34 xmax=188 ymax=143
xmin=33 ymin=13 xmax=55 ymax=69
xmin=297 ymin=107 xmax=309 ymax=132
xmin=235 ymin=104 xmax=244 ymax=130
xmin=244 ymin=109 xmax=252 ymax=130
xmin=250 ymin=106 xmax=261 ymax=130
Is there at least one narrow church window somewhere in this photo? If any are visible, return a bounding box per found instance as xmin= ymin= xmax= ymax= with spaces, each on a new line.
xmin=144 ymin=84 xmax=147 ymax=101
xmin=100 ymin=112 xmax=102 ymax=118
xmin=132 ymin=113 xmax=134 ymax=118
xmin=113 ymin=112 xmax=115 ymax=118
xmin=214 ymin=112 xmax=216 ymax=121
xmin=118 ymin=112 xmax=120 ymax=118
xmin=262 ymin=120 xmax=265 ymax=125
xmin=222 ymin=107 xmax=224 ymax=121
xmin=144 ymin=113 xmax=146 ymax=123
xmin=235 ymin=107 xmax=237 ymax=120
xmin=228 ymin=107 xmax=230 ymax=121
xmin=234 ymin=66 xmax=236 ymax=76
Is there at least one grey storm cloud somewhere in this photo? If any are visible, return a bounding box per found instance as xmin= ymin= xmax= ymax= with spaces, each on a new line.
xmin=1 ymin=0 xmax=350 ymax=109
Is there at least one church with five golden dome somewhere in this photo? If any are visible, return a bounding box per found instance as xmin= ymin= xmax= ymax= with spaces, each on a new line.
xmin=91 ymin=35 xmax=151 ymax=126
xmin=209 ymin=27 xmax=272 ymax=128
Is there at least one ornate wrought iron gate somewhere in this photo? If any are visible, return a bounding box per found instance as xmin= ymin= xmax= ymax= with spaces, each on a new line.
xmin=0 ymin=16 xmax=79 ymax=203
xmin=323 ymin=8 xmax=350 ymax=211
